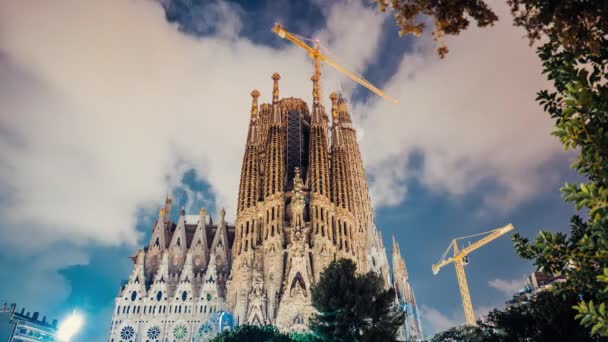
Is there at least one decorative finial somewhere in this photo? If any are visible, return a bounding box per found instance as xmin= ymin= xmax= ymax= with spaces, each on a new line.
xmin=159 ymin=207 xmax=166 ymax=216
xmin=330 ymin=92 xmax=339 ymax=120
xmin=200 ymin=208 xmax=206 ymax=216
xmin=250 ymin=89 xmax=260 ymax=117
xmin=272 ymin=73 xmax=280 ymax=104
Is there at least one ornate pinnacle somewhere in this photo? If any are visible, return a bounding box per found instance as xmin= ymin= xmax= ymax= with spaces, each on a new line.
xmin=272 ymin=73 xmax=280 ymax=104
xmin=311 ymin=74 xmax=320 ymax=105
xmin=338 ymin=93 xmax=348 ymax=109
xmin=330 ymin=92 xmax=339 ymax=120
xmin=250 ymin=89 xmax=260 ymax=118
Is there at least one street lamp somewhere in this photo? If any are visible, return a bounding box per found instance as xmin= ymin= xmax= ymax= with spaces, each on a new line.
xmin=56 ymin=311 xmax=84 ymax=342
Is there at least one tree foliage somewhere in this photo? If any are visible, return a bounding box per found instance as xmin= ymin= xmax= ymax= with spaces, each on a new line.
xmin=373 ymin=0 xmax=608 ymax=58
xmin=372 ymin=0 xmax=498 ymax=58
xmin=210 ymin=324 xmax=292 ymax=342
xmin=430 ymin=324 xmax=490 ymax=342
xmin=512 ymin=36 xmax=608 ymax=336
xmin=373 ymin=0 xmax=608 ymax=337
xmin=432 ymin=292 xmax=601 ymax=341
xmin=309 ymin=258 xmax=404 ymax=342
xmin=508 ymin=0 xmax=608 ymax=57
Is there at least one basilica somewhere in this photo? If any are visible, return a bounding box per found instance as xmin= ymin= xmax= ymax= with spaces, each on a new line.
xmin=108 ymin=72 xmax=422 ymax=341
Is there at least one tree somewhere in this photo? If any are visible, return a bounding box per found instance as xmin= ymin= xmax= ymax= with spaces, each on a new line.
xmin=372 ymin=0 xmax=498 ymax=58
xmin=484 ymin=291 xmax=601 ymax=341
xmin=210 ymin=324 xmax=292 ymax=342
xmin=432 ymin=291 xmax=601 ymax=341
xmin=372 ymin=0 xmax=608 ymax=336
xmin=372 ymin=0 xmax=608 ymax=58
xmin=309 ymin=258 xmax=404 ymax=341
xmin=430 ymin=324 xmax=490 ymax=342
xmin=513 ymin=37 xmax=608 ymax=336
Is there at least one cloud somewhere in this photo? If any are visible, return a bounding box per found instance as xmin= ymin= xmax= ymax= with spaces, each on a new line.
xmin=489 ymin=277 xmax=524 ymax=296
xmin=0 ymin=0 xmax=385 ymax=250
xmin=421 ymin=305 xmax=459 ymax=334
xmin=0 ymin=247 xmax=88 ymax=311
xmin=357 ymin=0 xmax=562 ymax=210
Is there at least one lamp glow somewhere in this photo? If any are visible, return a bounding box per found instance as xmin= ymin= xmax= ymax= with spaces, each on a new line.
xmin=56 ymin=311 xmax=84 ymax=342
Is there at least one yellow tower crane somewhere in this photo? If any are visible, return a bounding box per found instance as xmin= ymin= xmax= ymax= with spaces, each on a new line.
xmin=432 ymin=224 xmax=515 ymax=325
xmin=272 ymin=23 xmax=399 ymax=105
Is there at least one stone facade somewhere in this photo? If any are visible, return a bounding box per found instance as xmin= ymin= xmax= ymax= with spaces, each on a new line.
xmin=392 ymin=237 xmax=424 ymax=341
xmin=226 ymin=72 xmax=393 ymax=332
xmin=108 ymin=200 xmax=235 ymax=342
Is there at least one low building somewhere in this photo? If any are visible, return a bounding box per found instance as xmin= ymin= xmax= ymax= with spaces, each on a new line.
xmin=0 ymin=303 xmax=57 ymax=342
xmin=506 ymin=272 xmax=565 ymax=307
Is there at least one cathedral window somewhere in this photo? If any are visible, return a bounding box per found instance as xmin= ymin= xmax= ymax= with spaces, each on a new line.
xmin=181 ymin=291 xmax=187 ymax=301
xmin=119 ymin=325 xmax=135 ymax=341
xmin=204 ymin=305 xmax=207 ymax=313
xmin=117 ymin=306 xmax=120 ymax=315
xmin=172 ymin=324 xmax=188 ymax=340
xmin=146 ymin=325 xmax=160 ymax=340
xmin=131 ymin=291 xmax=137 ymax=301
xmin=156 ymin=291 xmax=162 ymax=301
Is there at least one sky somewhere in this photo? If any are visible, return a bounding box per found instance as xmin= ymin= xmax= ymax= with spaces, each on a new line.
xmin=0 ymin=0 xmax=580 ymax=340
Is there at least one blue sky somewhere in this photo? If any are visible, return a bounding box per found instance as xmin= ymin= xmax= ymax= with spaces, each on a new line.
xmin=0 ymin=0 xmax=580 ymax=340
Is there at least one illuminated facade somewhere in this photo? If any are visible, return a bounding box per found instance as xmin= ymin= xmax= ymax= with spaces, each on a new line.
xmin=226 ymin=73 xmax=391 ymax=332
xmin=108 ymin=71 xmax=420 ymax=340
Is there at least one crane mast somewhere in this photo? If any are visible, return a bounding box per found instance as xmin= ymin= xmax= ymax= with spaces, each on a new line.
xmin=432 ymin=224 xmax=515 ymax=325
xmin=272 ymin=23 xmax=399 ymax=105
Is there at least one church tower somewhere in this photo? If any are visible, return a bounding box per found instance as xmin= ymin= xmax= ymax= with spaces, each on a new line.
xmin=226 ymin=68 xmax=395 ymax=331
xmin=392 ymin=236 xmax=424 ymax=340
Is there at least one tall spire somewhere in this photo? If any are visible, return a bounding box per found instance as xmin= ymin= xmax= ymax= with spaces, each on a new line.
xmin=272 ymin=73 xmax=280 ymax=103
xmin=263 ymin=73 xmax=285 ymax=198
xmin=330 ymin=92 xmax=352 ymax=213
xmin=251 ymin=89 xmax=260 ymax=117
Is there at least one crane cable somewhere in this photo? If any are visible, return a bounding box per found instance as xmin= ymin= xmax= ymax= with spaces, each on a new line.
xmin=435 ymin=230 xmax=503 ymax=267
xmin=283 ymin=28 xmax=373 ymax=94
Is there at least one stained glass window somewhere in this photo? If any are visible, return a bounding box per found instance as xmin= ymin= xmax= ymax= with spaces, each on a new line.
xmin=172 ymin=324 xmax=187 ymax=340
xmin=146 ymin=326 xmax=160 ymax=339
xmin=120 ymin=325 xmax=135 ymax=341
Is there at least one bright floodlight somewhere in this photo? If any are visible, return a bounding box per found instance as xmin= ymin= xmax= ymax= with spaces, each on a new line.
xmin=56 ymin=311 xmax=84 ymax=342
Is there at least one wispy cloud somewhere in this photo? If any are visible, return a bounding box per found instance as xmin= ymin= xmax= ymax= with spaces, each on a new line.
xmin=489 ymin=277 xmax=524 ymax=296
xmin=421 ymin=305 xmax=460 ymax=334
xmin=357 ymin=0 xmax=562 ymax=210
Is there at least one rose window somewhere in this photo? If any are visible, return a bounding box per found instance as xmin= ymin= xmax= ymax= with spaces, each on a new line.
xmin=147 ymin=325 xmax=161 ymax=339
xmin=172 ymin=324 xmax=188 ymax=340
xmin=120 ymin=325 xmax=135 ymax=341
